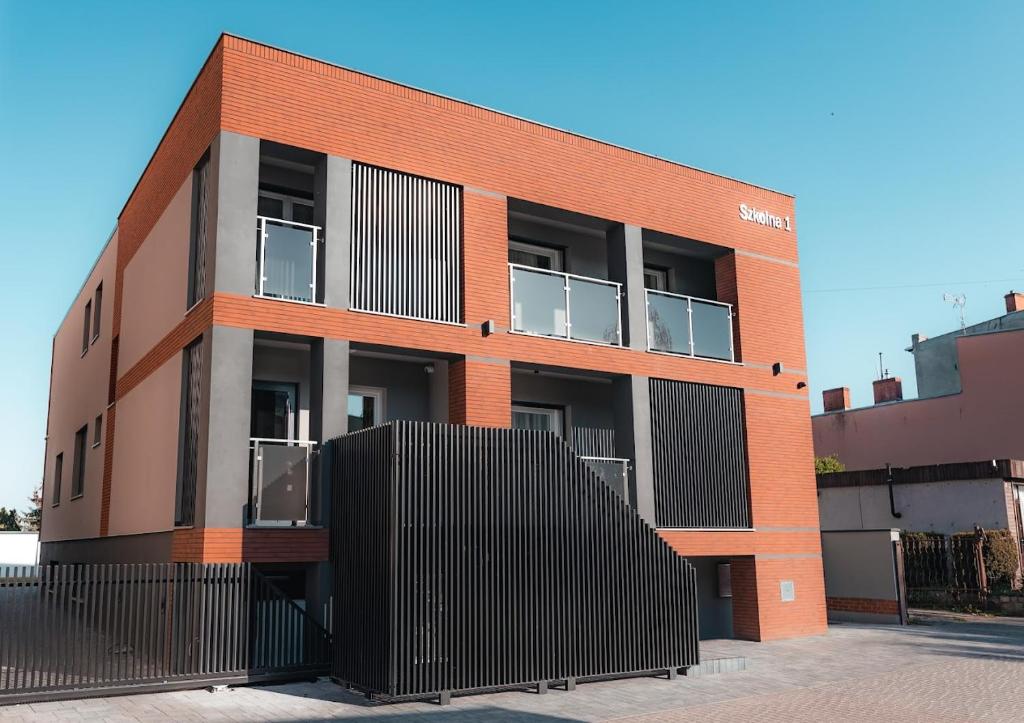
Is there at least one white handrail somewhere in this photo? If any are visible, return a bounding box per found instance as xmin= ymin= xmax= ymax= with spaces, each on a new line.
xmin=256 ymin=215 xmax=322 ymax=232
xmin=256 ymin=216 xmax=320 ymax=303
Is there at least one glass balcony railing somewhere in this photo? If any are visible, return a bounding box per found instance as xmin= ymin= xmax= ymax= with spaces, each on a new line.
xmin=256 ymin=216 xmax=320 ymax=303
xmin=645 ymin=289 xmax=734 ymax=362
xmin=249 ymin=438 xmax=315 ymax=526
xmin=509 ymin=263 xmax=622 ymax=345
xmin=581 ymin=456 xmax=630 ymax=503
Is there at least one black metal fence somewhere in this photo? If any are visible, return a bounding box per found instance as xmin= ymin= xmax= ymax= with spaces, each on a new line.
xmin=0 ymin=562 xmax=330 ymax=704
xmin=329 ymin=421 xmax=699 ymax=701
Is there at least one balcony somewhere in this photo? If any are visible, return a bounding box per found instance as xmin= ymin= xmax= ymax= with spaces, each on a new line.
xmin=249 ymin=438 xmax=315 ymax=526
xmin=256 ymin=216 xmax=320 ymax=304
xmin=581 ymin=456 xmax=630 ymax=502
xmin=645 ymin=289 xmax=734 ymax=362
xmin=509 ymin=264 xmax=622 ymax=346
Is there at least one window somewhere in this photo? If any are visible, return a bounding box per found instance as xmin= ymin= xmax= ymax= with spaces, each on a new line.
xmin=82 ymin=300 xmax=92 ymax=355
xmin=71 ymin=425 xmax=88 ymax=499
xmin=348 ymin=386 xmax=385 ymax=433
xmin=509 ymin=240 xmax=564 ymax=271
xmin=91 ymin=283 xmax=102 ymax=342
xmin=258 ymin=191 xmax=314 ymax=224
xmin=643 ymin=266 xmax=668 ymax=291
xmin=176 ymin=338 xmax=203 ymax=527
xmin=511 ymin=404 xmax=564 ymax=437
xmin=187 ymin=153 xmax=211 ymax=308
xmin=52 ymin=453 xmax=63 ymax=506
xmin=251 ymin=381 xmax=298 ymax=441
xmin=93 ymin=414 xmax=103 ymax=447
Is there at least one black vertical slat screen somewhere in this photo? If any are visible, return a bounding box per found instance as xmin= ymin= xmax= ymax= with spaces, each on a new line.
xmin=570 ymin=426 xmax=616 ymax=457
xmin=175 ymin=339 xmax=203 ymax=526
xmin=329 ymin=421 xmax=699 ymax=699
xmin=0 ymin=563 xmax=330 ymax=704
xmin=649 ymin=378 xmax=751 ymax=529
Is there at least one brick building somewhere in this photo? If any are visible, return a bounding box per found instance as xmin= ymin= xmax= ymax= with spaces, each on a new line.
xmin=41 ymin=34 xmax=825 ymax=642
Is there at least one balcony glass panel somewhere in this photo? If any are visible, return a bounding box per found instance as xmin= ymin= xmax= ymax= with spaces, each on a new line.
xmin=583 ymin=457 xmax=630 ymax=502
xmin=646 ymin=291 xmax=691 ymax=354
xmin=251 ymin=439 xmax=312 ymax=525
xmin=258 ymin=218 xmax=316 ymax=303
xmin=568 ymin=277 xmax=620 ymax=344
xmin=691 ymin=299 xmax=733 ymax=361
xmin=511 ymin=266 xmax=568 ymax=338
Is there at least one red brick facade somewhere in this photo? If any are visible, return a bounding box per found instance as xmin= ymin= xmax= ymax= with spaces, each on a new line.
xmin=826 ymin=596 xmax=901 ymax=616
xmin=84 ymin=34 xmax=825 ymax=641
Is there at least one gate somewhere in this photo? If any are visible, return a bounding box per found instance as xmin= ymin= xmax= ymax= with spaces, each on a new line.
xmin=0 ymin=563 xmax=330 ymax=705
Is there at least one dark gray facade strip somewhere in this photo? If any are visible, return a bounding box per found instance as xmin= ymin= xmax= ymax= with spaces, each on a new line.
xmin=818 ymin=459 xmax=1024 ymax=488
xmin=328 ymin=421 xmax=698 ymax=699
xmin=650 ymin=378 xmax=752 ymax=529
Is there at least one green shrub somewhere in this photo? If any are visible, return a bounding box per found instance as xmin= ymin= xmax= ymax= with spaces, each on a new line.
xmin=814 ymin=454 xmax=845 ymax=474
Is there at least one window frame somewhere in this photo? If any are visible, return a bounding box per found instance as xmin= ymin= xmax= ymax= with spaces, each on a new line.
xmin=511 ymin=403 xmax=565 ymax=438
xmin=347 ymin=385 xmax=386 ymax=432
xmin=643 ymin=266 xmax=669 ymax=292
xmin=508 ymin=239 xmax=565 ymax=272
xmin=91 ymin=282 xmax=103 ymax=343
xmin=52 ymin=452 xmax=63 ymax=507
xmin=82 ymin=300 xmax=92 ymax=356
xmin=258 ymin=190 xmax=315 ymax=224
xmin=93 ymin=413 xmax=103 ymax=448
xmin=71 ymin=425 xmax=88 ymax=500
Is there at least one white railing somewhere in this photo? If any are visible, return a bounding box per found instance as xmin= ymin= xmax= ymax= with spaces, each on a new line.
xmin=645 ymin=289 xmax=734 ymax=362
xmin=249 ymin=438 xmax=316 ymax=526
xmin=256 ymin=216 xmax=320 ymax=304
xmin=509 ymin=263 xmax=623 ymax=346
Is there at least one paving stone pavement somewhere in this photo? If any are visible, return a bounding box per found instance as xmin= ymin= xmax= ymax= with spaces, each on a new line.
xmin=2 ymin=611 xmax=1022 ymax=722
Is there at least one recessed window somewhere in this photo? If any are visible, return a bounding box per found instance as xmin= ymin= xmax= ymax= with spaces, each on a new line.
xmin=82 ymin=300 xmax=92 ymax=355
xmin=347 ymin=386 xmax=385 ymax=433
xmin=71 ymin=425 xmax=87 ymax=499
xmin=643 ymin=266 xmax=668 ymax=292
xmin=509 ymin=240 xmax=564 ymax=271
xmin=93 ymin=414 xmax=103 ymax=447
xmin=511 ymin=404 xmax=565 ymax=437
xmin=91 ymin=283 xmax=102 ymax=342
xmin=52 ymin=453 xmax=63 ymax=506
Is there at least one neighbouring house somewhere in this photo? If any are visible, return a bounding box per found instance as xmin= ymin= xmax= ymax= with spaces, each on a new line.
xmin=40 ymin=33 xmax=825 ymax=651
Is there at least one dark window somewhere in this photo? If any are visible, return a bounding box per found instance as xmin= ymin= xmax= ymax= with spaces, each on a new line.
xmin=175 ymin=338 xmax=203 ymax=526
xmin=251 ymin=381 xmax=298 ymax=439
xmin=82 ymin=301 xmax=92 ymax=355
xmin=52 ymin=453 xmax=63 ymax=506
xmin=187 ymin=152 xmax=211 ymax=308
xmin=93 ymin=414 xmax=102 ymax=447
xmin=71 ymin=426 xmax=88 ymax=498
xmin=92 ymin=283 xmax=103 ymax=341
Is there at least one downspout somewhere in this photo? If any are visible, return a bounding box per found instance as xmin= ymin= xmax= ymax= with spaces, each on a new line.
xmin=887 ymin=463 xmax=902 ymax=519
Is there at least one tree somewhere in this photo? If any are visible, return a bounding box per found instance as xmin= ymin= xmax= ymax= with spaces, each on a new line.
xmin=814 ymin=454 xmax=845 ymax=474
xmin=0 ymin=506 xmax=21 ymax=531
xmin=20 ymin=486 xmax=42 ymax=532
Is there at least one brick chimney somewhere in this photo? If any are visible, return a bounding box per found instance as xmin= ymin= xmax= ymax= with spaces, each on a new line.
xmin=872 ymin=377 xmax=903 ymax=404
xmin=1005 ymin=290 xmax=1024 ymax=313
xmin=822 ymin=387 xmax=851 ymax=412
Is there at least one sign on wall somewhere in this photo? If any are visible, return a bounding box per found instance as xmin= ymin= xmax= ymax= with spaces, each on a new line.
xmin=739 ymin=203 xmax=791 ymax=232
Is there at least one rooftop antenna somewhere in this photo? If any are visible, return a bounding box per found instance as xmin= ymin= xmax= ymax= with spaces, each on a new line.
xmin=877 ymin=352 xmax=889 ymax=380
xmin=943 ymin=292 xmax=967 ymax=334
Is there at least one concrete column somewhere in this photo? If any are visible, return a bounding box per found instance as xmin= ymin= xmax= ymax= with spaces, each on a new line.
xmin=209 ymin=131 xmax=260 ymax=297
xmin=608 ymin=224 xmax=646 ymax=350
xmin=316 ymin=155 xmax=352 ymax=308
xmin=613 ymin=374 xmax=656 ymax=525
xmin=201 ymin=325 xmax=254 ymax=528
xmin=429 ymin=360 xmax=450 ymax=423
xmin=310 ymin=338 xmax=349 ymax=525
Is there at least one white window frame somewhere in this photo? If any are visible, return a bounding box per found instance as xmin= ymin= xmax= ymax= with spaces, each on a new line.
xmin=509 ymin=239 xmax=564 ymax=272
xmin=348 ymin=386 xmax=386 ymax=429
xmin=258 ymin=190 xmax=315 ymax=223
xmin=643 ymin=266 xmax=668 ymax=291
xmin=511 ymin=404 xmax=564 ymax=437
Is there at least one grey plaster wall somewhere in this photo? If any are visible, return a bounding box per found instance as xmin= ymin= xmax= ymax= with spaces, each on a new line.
xmin=318 ymin=156 xmax=352 ymax=309
xmin=821 ymin=529 xmax=902 ymax=624
xmin=509 ymin=216 xmax=608 ymax=279
xmin=349 ymin=356 xmax=433 ymax=423
xmin=607 ymin=224 xmax=646 ymax=350
xmin=40 ymin=531 xmax=174 ymax=566
xmin=210 ymin=132 xmax=260 ymax=297
xmin=613 ymin=375 xmax=656 ymax=524
xmin=819 ymin=478 xmax=1011 ymax=534
xmin=510 ymin=372 xmax=616 ymax=431
xmin=643 ymin=248 xmax=716 ymax=300
xmin=202 ymin=326 xmax=254 ymax=528
xmin=687 ymin=557 xmax=735 ymax=639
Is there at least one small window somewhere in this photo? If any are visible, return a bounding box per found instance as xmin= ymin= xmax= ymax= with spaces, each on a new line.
xmin=509 ymin=240 xmax=564 ymax=271
xmin=511 ymin=404 xmax=565 ymax=437
xmin=643 ymin=267 xmax=668 ymax=292
xmin=71 ymin=425 xmax=88 ymax=499
xmin=93 ymin=414 xmax=103 ymax=447
xmin=91 ymin=283 xmax=102 ymax=342
xmin=347 ymin=386 xmax=385 ymax=433
xmin=82 ymin=301 xmax=92 ymax=355
xmin=52 ymin=453 xmax=63 ymax=506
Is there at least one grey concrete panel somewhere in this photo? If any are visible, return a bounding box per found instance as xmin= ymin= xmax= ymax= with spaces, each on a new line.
xmin=311 ymin=338 xmax=349 ymax=526
xmin=211 ymin=132 xmax=260 ymax=297
xmin=203 ymin=326 xmax=255 ymax=528
xmin=429 ymin=360 xmax=450 ymax=423
xmin=688 ymin=556 xmax=735 ymax=639
xmin=609 ymin=224 xmax=647 ymax=350
xmin=613 ymin=374 xmax=655 ymax=524
xmin=40 ymin=531 xmax=174 ymax=565
xmin=320 ymin=156 xmax=352 ymax=308
xmin=821 ymin=529 xmax=900 ymax=601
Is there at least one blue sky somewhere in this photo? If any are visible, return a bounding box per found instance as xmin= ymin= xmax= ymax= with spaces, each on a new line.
xmin=1 ymin=1 xmax=1022 ymax=509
